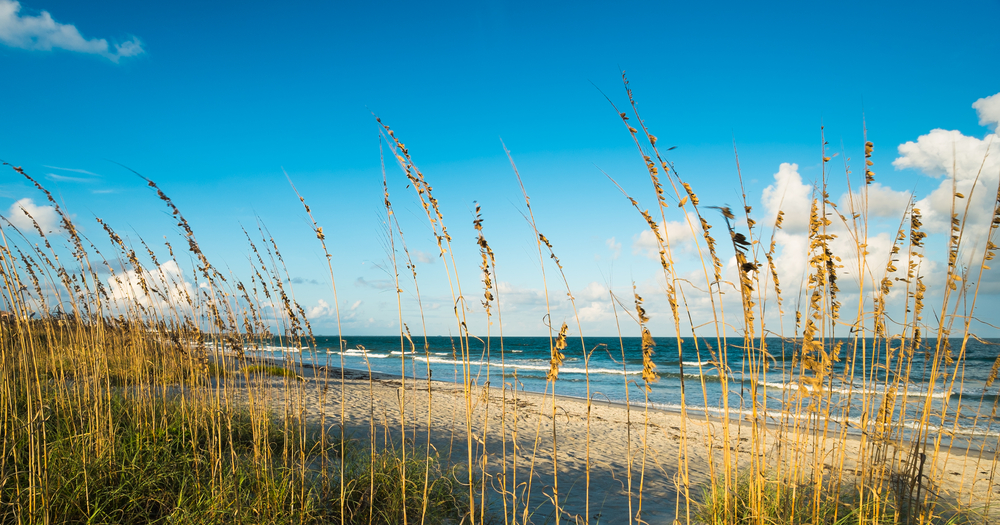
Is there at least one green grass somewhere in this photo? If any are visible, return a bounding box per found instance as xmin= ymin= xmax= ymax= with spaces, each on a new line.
xmin=0 ymin=387 xmax=470 ymax=524
xmin=335 ymin=445 xmax=472 ymax=524
xmin=694 ymin=472 xmax=984 ymax=525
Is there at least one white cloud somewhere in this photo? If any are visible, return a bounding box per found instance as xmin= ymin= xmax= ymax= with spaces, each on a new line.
xmin=632 ymin=212 xmax=697 ymax=259
xmin=760 ymin=163 xmax=813 ymax=234
xmin=571 ymin=284 xmax=617 ymax=323
xmin=578 ymin=281 xmax=608 ymax=301
xmin=578 ymin=300 xmax=611 ymax=323
xmin=910 ymin=178 xmax=995 ymax=237
xmin=753 ymin=162 xmax=913 ymax=309
xmin=43 ymin=165 xmax=99 ymax=176
xmin=973 ymin=92 xmax=1000 ymax=129
xmin=0 ymin=0 xmax=144 ymax=63
xmin=308 ymin=299 xmax=333 ymax=318
xmin=605 ymin=236 xmax=621 ymax=260
xmin=495 ymin=281 xmax=556 ymax=309
xmin=893 ymin=93 xmax=1000 ymax=240
xmin=413 ymin=250 xmax=435 ymax=264
xmin=892 ymin=128 xmax=999 ymax=181
xmin=839 ymin=182 xmax=912 ymax=219
xmin=748 ymin=91 xmax=1000 ymax=332
xmin=7 ymin=197 xmax=60 ymax=233
xmin=306 ymin=299 xmax=362 ymax=321
xmin=45 ymin=172 xmax=96 ymax=183
xmin=107 ymin=260 xmax=193 ymax=310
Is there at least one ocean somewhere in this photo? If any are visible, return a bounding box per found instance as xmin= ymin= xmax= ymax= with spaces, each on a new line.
xmin=249 ymin=335 xmax=1000 ymax=445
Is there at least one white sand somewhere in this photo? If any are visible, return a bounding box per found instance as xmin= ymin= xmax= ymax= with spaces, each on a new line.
xmin=228 ymin=362 xmax=1000 ymax=524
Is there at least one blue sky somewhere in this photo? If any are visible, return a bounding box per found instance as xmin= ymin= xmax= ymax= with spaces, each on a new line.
xmin=1 ymin=0 xmax=999 ymax=337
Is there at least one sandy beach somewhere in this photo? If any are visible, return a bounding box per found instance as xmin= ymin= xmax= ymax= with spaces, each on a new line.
xmin=226 ymin=360 xmax=1000 ymax=524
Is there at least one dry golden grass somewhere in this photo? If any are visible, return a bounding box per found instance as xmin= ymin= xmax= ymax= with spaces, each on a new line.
xmin=2 ymin=76 xmax=1000 ymax=525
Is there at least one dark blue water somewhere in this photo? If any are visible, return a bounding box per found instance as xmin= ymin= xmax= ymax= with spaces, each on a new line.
xmin=251 ymin=335 xmax=1000 ymax=442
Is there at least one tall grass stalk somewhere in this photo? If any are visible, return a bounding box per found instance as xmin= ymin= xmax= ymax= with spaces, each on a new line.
xmin=3 ymin=78 xmax=1000 ymax=525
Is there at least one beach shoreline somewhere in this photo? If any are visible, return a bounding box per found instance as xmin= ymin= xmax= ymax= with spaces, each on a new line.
xmin=249 ymin=352 xmax=1000 ymax=456
xmin=219 ymin=353 xmax=1000 ymax=524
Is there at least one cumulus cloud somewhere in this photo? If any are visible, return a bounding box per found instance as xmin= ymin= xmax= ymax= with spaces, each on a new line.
xmin=0 ymin=0 xmax=144 ymax=62
xmin=748 ymin=91 xmax=1000 ymax=330
xmin=578 ymin=300 xmax=612 ymax=323
xmin=761 ymin=163 xmax=814 ymax=233
xmin=308 ymin=299 xmax=333 ymax=318
xmin=973 ymin=93 xmax=1000 ymax=129
xmin=578 ymin=281 xmax=608 ymax=301
xmin=839 ymin=182 xmax=913 ymax=219
xmin=6 ymin=197 xmax=60 ymax=233
xmin=307 ymin=299 xmax=361 ymax=320
xmin=107 ymin=260 xmax=193 ymax=310
xmin=751 ymin=161 xmax=913 ymax=308
xmin=892 ymin=129 xmax=999 ymax=180
xmin=491 ymin=280 xmax=616 ymax=331
xmin=632 ymin=213 xmax=697 ymax=259
xmin=615 ymin=94 xmax=1000 ymax=336
xmin=574 ymin=282 xmax=614 ymax=323
xmin=893 ymin=92 xmax=1000 ymax=238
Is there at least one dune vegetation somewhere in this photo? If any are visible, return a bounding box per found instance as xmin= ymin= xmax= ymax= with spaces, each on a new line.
xmin=2 ymin=76 xmax=1000 ymax=524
